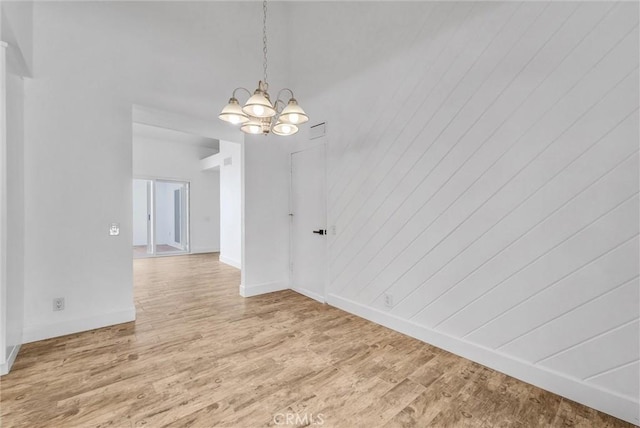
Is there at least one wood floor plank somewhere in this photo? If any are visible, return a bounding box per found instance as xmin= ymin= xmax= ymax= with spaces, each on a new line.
xmin=0 ymin=253 xmax=635 ymax=428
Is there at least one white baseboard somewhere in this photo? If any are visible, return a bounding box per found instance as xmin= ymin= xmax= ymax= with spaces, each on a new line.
xmin=22 ymin=306 xmax=137 ymax=344
xmin=327 ymin=293 xmax=639 ymax=426
xmin=191 ymin=247 xmax=220 ymax=255
xmin=219 ymin=254 xmax=241 ymax=269
xmin=0 ymin=344 xmax=21 ymax=376
xmin=292 ymin=287 xmax=325 ymax=303
xmin=240 ymin=281 xmax=287 ymax=297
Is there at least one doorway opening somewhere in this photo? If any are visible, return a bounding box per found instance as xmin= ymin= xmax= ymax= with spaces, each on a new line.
xmin=133 ymin=178 xmax=190 ymax=258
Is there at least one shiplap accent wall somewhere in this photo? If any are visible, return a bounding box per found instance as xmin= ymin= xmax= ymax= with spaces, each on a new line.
xmin=291 ymin=1 xmax=639 ymax=423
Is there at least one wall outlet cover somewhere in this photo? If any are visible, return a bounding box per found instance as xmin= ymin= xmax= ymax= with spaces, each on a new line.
xmin=53 ymin=297 xmax=65 ymax=311
xmin=383 ymin=293 xmax=393 ymax=308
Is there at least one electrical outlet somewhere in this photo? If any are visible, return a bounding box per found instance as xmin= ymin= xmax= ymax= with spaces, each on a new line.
xmin=383 ymin=293 xmax=393 ymax=308
xmin=53 ymin=297 xmax=65 ymax=311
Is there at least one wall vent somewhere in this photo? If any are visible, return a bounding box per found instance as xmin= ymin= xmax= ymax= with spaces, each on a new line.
xmin=309 ymin=122 xmax=327 ymax=140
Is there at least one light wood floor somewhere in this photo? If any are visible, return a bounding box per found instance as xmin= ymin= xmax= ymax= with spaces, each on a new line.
xmin=133 ymin=244 xmax=184 ymax=257
xmin=1 ymin=253 xmax=635 ymax=427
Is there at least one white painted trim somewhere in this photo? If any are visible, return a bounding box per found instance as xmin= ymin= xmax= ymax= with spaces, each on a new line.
xmin=22 ymin=306 xmax=136 ymax=344
xmin=0 ymin=35 xmax=7 ymax=366
xmin=327 ymin=293 xmax=639 ymax=425
xmin=239 ymin=281 xmax=287 ymax=298
xmin=201 ymin=153 xmax=222 ymax=171
xmin=219 ymin=254 xmax=241 ymax=269
xmin=0 ymin=344 xmax=20 ymax=376
xmin=191 ymin=247 xmax=220 ymax=255
xmin=292 ymin=287 xmax=325 ymax=303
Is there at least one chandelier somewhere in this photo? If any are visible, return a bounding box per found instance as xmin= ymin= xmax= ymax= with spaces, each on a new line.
xmin=218 ymin=0 xmax=308 ymax=136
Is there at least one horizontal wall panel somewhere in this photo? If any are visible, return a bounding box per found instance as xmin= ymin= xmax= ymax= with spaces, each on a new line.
xmin=327 ymin=2 xmax=471 ymax=202
xmin=330 ymin=4 xmax=584 ymax=293
xmin=292 ymin=1 xmax=640 ymax=423
xmin=328 ymin=2 xmax=491 ymax=221
xmin=394 ymin=80 xmax=637 ymax=324
xmin=500 ymin=277 xmax=639 ymax=365
xmin=329 ymin=3 xmax=524 ymax=278
xmin=405 ymin=111 xmax=639 ymax=330
xmin=467 ymin=239 xmax=639 ymax=349
xmin=432 ymin=160 xmax=639 ymax=334
xmin=338 ymin=19 xmax=639 ymax=308
xmin=538 ymin=320 xmax=639 ymax=382
xmin=588 ymin=361 xmax=640 ymax=400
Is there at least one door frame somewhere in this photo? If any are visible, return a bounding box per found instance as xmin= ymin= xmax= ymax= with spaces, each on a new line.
xmin=133 ymin=176 xmax=191 ymax=258
xmin=288 ymin=143 xmax=328 ymax=302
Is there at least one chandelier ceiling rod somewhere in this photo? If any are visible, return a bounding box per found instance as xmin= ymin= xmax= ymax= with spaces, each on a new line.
xmin=262 ymin=0 xmax=268 ymax=85
xmin=218 ymin=0 xmax=308 ymax=136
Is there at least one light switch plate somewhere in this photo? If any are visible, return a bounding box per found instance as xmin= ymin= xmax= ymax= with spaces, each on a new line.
xmin=109 ymin=223 xmax=120 ymax=236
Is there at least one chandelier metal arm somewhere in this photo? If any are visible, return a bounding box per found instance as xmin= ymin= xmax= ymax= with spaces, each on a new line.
xmin=273 ymin=99 xmax=287 ymax=115
xmin=230 ymin=87 xmax=293 ymax=115
xmin=276 ymin=88 xmax=295 ymax=103
xmin=231 ymin=87 xmax=253 ymax=101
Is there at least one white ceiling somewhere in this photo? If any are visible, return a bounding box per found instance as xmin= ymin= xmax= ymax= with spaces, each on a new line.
xmin=20 ymin=1 xmax=292 ymax=125
xmin=10 ymin=1 xmax=471 ymax=126
xmin=3 ymin=1 xmax=498 ymax=130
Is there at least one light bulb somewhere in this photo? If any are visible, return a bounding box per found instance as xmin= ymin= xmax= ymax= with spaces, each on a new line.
xmin=281 ymin=125 xmax=291 ymax=134
xmin=249 ymin=125 xmax=261 ymax=134
xmin=229 ymin=115 xmax=240 ymax=124
xmin=253 ymin=105 xmax=265 ymax=116
xmin=288 ymin=113 xmax=299 ymax=124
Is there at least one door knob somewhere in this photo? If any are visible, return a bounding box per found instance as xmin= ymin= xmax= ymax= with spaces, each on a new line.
xmin=313 ymin=229 xmax=326 ymax=235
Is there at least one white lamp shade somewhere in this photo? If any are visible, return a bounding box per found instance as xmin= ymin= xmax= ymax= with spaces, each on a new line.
xmin=240 ymin=118 xmax=264 ymax=135
xmin=219 ymin=98 xmax=249 ymax=124
xmin=279 ymin=98 xmax=308 ymax=124
xmin=242 ymin=91 xmax=276 ymax=118
xmin=272 ymin=121 xmax=298 ymax=136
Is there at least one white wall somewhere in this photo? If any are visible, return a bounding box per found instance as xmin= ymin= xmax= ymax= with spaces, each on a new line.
xmin=286 ymin=2 xmax=639 ymax=424
xmin=0 ymin=39 xmax=8 ymax=371
xmin=6 ymin=71 xmax=24 ymax=361
xmin=133 ymin=137 xmax=219 ymax=254
xmin=1 ymin=1 xmax=32 ymax=77
xmin=16 ymin=1 xmax=289 ymax=343
xmin=241 ymin=135 xmax=291 ymax=297
xmin=201 ymin=135 xmax=289 ymax=295
xmin=219 ymin=140 xmax=242 ymax=268
xmin=132 ymin=180 xmax=148 ymax=247
xmin=1 ymin=0 xmax=29 ymax=374
xmin=8 ymin=1 xmax=639 ymax=423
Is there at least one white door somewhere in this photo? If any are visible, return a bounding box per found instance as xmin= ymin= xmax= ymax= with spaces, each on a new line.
xmin=290 ymin=144 xmax=327 ymax=302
